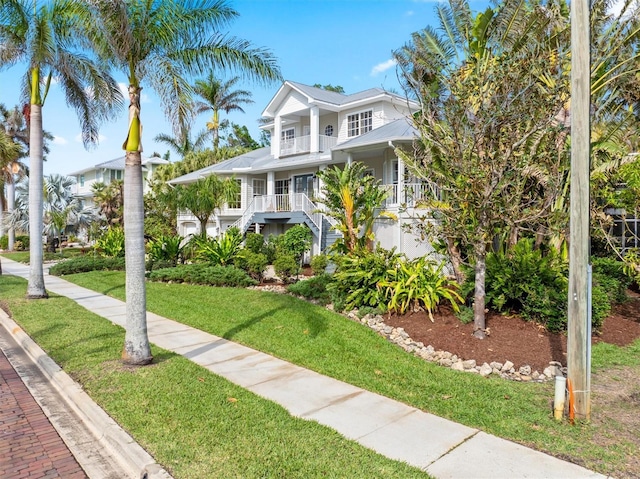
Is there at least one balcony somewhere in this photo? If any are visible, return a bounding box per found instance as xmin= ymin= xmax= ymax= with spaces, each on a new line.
xmin=280 ymin=134 xmax=337 ymax=157
xmin=383 ymin=182 xmax=440 ymax=207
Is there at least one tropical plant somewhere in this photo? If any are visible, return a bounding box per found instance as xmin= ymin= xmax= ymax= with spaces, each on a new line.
xmin=174 ymin=175 xmax=240 ymax=238
xmin=194 ymin=73 xmax=254 ymax=150
xmin=195 ymin=227 xmax=243 ymax=266
xmin=329 ymin=247 xmax=401 ymax=312
xmin=5 ymin=174 xmax=101 ymax=251
xmin=394 ymin=0 xmax=570 ymax=338
xmin=147 ymin=234 xmax=185 ymax=266
xmin=92 ymin=180 xmax=123 ymax=226
xmin=379 ymin=256 xmax=462 ymax=320
xmin=234 ymin=249 xmax=268 ymax=281
xmin=95 ymin=226 xmax=125 ymax=258
xmin=316 ymin=162 xmax=395 ymax=253
xmin=80 ymin=0 xmax=281 ymax=364
xmin=0 ymin=0 xmax=122 ymax=298
xmin=310 ymin=253 xmax=328 ymax=275
xmin=154 ymin=127 xmax=209 ymax=158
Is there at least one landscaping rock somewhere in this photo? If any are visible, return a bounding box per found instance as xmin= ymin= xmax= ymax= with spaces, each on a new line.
xmin=451 ymin=360 xmax=465 ymax=371
xmin=502 ymin=361 xmax=514 ymax=372
xmin=519 ymin=365 xmax=532 ymax=376
xmin=479 ymin=363 xmax=493 ymax=377
xmin=490 ymin=361 xmax=503 ymax=370
xmin=462 ymin=359 xmax=476 ymax=370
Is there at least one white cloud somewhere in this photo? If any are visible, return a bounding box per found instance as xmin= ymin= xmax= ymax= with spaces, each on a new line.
xmin=370 ymin=59 xmax=398 ymax=77
xmin=52 ymin=135 xmax=68 ymax=145
xmin=406 ymin=10 xmax=415 ymax=16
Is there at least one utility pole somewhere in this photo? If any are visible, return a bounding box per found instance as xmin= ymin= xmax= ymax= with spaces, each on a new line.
xmin=568 ymin=0 xmax=591 ymax=420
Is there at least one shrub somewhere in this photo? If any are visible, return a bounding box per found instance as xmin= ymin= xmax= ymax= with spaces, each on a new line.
xmin=277 ymin=225 xmax=312 ymax=264
xmin=310 ymin=254 xmax=328 ymax=275
xmin=455 ymin=305 xmax=474 ymax=325
xmin=287 ymin=274 xmax=334 ymax=305
xmin=591 ymin=283 xmax=611 ymax=332
xmin=195 ymin=228 xmax=243 ymax=266
xmin=15 ymin=235 xmax=29 ymax=250
xmin=146 ymin=259 xmax=176 ymax=271
xmin=95 ymin=227 xmax=125 ymax=258
xmin=235 ymin=250 xmax=268 ymax=281
xmin=244 ymin=233 xmax=265 ymax=254
xmin=379 ymin=256 xmax=463 ymax=320
xmin=0 ymin=235 xmax=7 ymax=250
xmin=274 ymin=254 xmax=299 ymax=283
xmin=148 ymin=264 xmax=256 ymax=287
xmin=328 ymin=247 xmax=401 ymax=312
xmin=147 ymin=234 xmax=185 ymax=266
xmin=49 ymin=256 xmax=126 ymax=275
xmin=465 ymin=239 xmax=569 ymax=331
xmin=264 ymin=234 xmax=278 ymax=264
xmin=592 ymin=256 xmax=630 ymax=303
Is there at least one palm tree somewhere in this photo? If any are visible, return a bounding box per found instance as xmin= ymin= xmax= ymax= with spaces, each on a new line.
xmin=316 ymin=162 xmax=393 ymax=253
xmin=5 ymin=174 xmax=101 ymax=250
xmin=0 ymin=104 xmax=29 ymax=250
xmin=194 ymin=74 xmax=255 ymax=149
xmin=91 ymin=180 xmax=124 ymax=226
xmin=83 ymin=0 xmax=281 ymax=365
xmin=175 ymin=175 xmax=240 ymax=238
xmin=0 ymin=0 xmax=122 ymax=298
xmin=154 ymin=128 xmax=209 ymax=158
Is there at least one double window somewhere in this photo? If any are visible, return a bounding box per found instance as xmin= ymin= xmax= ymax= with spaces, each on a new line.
xmin=227 ymin=179 xmax=242 ymax=209
xmin=110 ymin=169 xmax=123 ymax=181
xmin=347 ymin=110 xmax=373 ymax=137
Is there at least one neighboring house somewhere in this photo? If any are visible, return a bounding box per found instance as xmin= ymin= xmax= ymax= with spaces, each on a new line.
xmin=169 ymin=81 xmax=437 ymax=259
xmin=69 ymin=155 xmax=170 ymax=209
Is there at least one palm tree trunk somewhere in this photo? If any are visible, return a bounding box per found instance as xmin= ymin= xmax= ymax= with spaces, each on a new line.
xmin=121 ymin=85 xmax=152 ymax=365
xmin=27 ymin=104 xmax=47 ymax=299
xmin=7 ymin=179 xmax=15 ymax=251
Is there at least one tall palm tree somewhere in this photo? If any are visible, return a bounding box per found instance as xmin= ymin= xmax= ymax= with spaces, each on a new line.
xmin=154 ymin=128 xmax=209 ymax=158
xmin=194 ymin=73 xmax=254 ymax=149
xmin=0 ymin=0 xmax=122 ymax=298
xmin=83 ymin=0 xmax=281 ymax=365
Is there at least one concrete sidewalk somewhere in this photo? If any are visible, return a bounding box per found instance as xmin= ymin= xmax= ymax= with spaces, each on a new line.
xmin=1 ymin=257 xmax=610 ymax=478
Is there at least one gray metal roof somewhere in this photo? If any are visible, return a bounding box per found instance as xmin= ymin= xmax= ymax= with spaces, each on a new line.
xmin=287 ymin=81 xmax=408 ymax=107
xmin=333 ymin=119 xmax=417 ymax=151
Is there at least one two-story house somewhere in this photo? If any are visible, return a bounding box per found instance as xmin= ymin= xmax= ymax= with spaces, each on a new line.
xmin=69 ymin=155 xmax=169 ymax=209
xmin=169 ymin=81 xmax=438 ymax=259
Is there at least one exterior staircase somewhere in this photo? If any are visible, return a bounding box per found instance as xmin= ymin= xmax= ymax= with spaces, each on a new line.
xmin=232 ymin=193 xmax=342 ymax=252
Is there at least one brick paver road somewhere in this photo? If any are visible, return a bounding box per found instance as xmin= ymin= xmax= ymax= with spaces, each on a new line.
xmin=0 ymin=349 xmax=87 ymax=479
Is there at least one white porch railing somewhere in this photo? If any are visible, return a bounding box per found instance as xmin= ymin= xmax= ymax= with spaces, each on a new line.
xmin=279 ymin=135 xmax=337 ymax=156
xmin=383 ymin=182 xmax=439 ymax=207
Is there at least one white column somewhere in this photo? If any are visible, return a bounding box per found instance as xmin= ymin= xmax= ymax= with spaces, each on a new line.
xmin=273 ymin=115 xmax=282 ymax=159
xmin=310 ymin=106 xmax=320 ymax=153
xmin=347 ymin=153 xmax=353 ymax=166
xmin=267 ymin=171 xmax=275 ymax=196
xmin=397 ymin=156 xmax=405 ymax=254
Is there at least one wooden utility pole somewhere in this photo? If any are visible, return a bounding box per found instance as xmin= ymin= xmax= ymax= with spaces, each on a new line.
xmin=568 ymin=0 xmax=591 ymax=420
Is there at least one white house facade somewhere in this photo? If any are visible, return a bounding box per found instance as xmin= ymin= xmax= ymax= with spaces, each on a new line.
xmin=170 ymin=81 xmax=437 ymax=259
xmin=69 ymin=155 xmax=169 ymax=208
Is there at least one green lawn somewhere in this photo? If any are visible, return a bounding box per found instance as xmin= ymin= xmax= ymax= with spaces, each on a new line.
xmin=2 ymin=268 xmax=639 ymax=477
xmin=0 ymin=275 xmax=430 ymax=479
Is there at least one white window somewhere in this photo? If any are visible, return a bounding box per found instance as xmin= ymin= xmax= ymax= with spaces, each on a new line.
xmin=347 ymin=110 xmax=373 ymax=137
xmin=79 ymin=174 xmax=85 ymax=187
xmin=252 ymin=179 xmax=266 ymax=196
xmin=110 ymin=169 xmax=123 ymax=181
xmin=228 ymin=179 xmax=242 ymax=209
xmin=324 ymin=125 xmax=334 ymax=137
xmin=281 ymin=128 xmax=294 ymax=141
xmin=275 ymin=179 xmax=289 ymax=195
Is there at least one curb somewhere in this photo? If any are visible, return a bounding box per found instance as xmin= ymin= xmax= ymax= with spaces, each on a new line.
xmin=0 ymin=310 xmax=173 ymax=479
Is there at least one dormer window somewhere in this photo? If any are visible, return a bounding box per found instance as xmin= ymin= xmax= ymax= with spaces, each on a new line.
xmin=347 ymin=110 xmax=373 ymax=137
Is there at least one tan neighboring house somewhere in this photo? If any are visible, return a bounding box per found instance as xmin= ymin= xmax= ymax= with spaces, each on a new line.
xmin=169 ymin=81 xmax=438 ymax=259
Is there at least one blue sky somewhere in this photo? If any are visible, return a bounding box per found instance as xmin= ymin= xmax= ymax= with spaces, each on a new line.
xmin=0 ymin=0 xmax=490 ymax=176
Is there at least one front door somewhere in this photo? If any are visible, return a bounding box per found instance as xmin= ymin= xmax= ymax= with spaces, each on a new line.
xmin=294 ymin=174 xmax=314 ymax=196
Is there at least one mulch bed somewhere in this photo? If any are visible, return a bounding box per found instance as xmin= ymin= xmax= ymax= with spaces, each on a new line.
xmin=384 ymin=295 xmax=640 ymax=372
